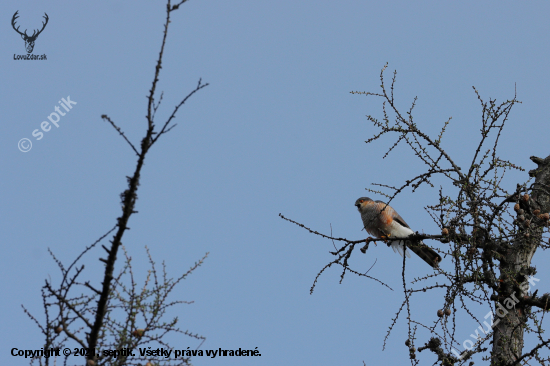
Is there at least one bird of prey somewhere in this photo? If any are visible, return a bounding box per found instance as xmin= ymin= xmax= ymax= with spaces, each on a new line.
xmin=355 ymin=197 xmax=441 ymax=268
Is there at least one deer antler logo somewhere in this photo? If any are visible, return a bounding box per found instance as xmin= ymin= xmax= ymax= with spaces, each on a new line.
xmin=12 ymin=11 xmax=49 ymax=54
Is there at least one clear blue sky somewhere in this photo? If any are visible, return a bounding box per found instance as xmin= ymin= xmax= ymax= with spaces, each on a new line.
xmin=2 ymin=1 xmax=550 ymax=365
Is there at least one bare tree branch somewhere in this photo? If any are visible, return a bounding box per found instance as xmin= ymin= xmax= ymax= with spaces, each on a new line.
xmin=282 ymin=64 xmax=550 ymax=365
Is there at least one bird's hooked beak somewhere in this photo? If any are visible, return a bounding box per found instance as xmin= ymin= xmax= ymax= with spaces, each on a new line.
xmin=355 ymin=202 xmax=361 ymax=209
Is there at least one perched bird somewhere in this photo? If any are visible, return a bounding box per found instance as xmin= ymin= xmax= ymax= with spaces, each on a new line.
xmin=355 ymin=197 xmax=441 ymax=268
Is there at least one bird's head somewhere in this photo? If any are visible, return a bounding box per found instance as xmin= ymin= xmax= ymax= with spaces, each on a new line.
xmin=354 ymin=197 xmax=373 ymax=212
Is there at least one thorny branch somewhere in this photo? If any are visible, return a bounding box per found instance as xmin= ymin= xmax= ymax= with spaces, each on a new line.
xmin=24 ymin=1 xmax=208 ymax=365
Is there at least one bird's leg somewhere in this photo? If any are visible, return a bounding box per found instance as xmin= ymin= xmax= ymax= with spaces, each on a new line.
xmin=360 ymin=237 xmax=375 ymax=253
xmin=379 ymin=234 xmax=393 ymax=247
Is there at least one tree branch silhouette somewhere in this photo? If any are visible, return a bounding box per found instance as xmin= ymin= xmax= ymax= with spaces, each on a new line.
xmin=24 ymin=1 xmax=208 ymax=365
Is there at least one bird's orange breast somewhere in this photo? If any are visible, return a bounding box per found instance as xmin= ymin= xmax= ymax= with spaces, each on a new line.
xmin=376 ymin=202 xmax=394 ymax=227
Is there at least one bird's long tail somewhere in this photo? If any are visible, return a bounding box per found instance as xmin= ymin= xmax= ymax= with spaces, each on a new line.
xmin=407 ymin=240 xmax=441 ymax=268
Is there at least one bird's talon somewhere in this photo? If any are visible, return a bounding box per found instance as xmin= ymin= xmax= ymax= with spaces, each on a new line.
xmin=380 ymin=234 xmax=390 ymax=243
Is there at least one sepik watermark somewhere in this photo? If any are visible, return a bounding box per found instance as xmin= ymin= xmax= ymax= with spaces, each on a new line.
xmin=17 ymin=96 xmax=77 ymax=152
xmin=451 ymin=275 xmax=540 ymax=360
